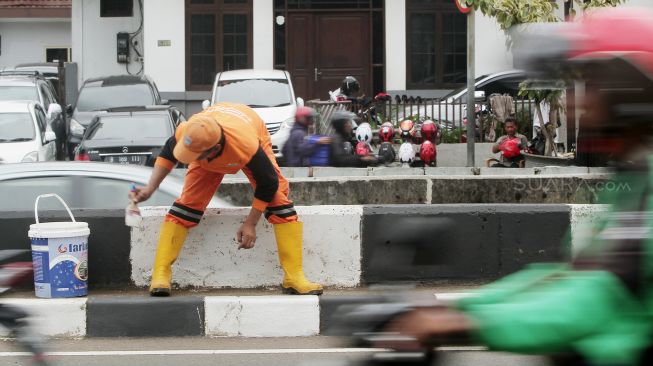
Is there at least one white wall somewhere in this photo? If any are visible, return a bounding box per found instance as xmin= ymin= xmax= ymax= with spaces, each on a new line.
xmin=0 ymin=20 xmax=71 ymax=68
xmin=71 ymin=0 xmax=143 ymax=85
xmin=385 ymin=0 xmax=406 ymax=91
xmin=143 ymin=0 xmax=184 ymax=92
xmin=253 ymin=0 xmax=273 ymax=69
xmin=474 ymin=12 xmax=514 ymax=76
xmin=622 ymin=0 xmax=653 ymax=7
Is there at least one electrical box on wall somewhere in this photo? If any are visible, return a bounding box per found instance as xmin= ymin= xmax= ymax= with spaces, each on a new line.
xmin=117 ymin=32 xmax=130 ymax=63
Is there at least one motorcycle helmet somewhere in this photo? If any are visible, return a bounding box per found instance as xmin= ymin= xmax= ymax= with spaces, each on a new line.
xmin=378 ymin=122 xmax=395 ymax=143
xmin=398 ymin=142 xmax=415 ymax=165
xmin=355 ymin=141 xmax=372 ymax=156
xmin=419 ymin=140 xmax=437 ymax=166
xmin=295 ymin=106 xmax=317 ymax=126
xmin=355 ymin=122 xmax=373 ymax=143
xmin=399 ymin=120 xmax=414 ymax=142
xmin=341 ymin=76 xmax=360 ymax=97
xmin=378 ymin=141 xmax=396 ymax=165
xmin=411 ymin=123 xmax=424 ymax=145
xmin=501 ymin=137 xmax=522 ymax=159
xmin=421 ymin=120 xmax=438 ymax=142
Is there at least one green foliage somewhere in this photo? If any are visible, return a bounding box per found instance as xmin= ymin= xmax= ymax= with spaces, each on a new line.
xmin=440 ymin=127 xmax=466 ymax=144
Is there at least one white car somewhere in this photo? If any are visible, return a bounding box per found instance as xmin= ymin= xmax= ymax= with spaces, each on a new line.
xmin=0 ymin=100 xmax=57 ymax=163
xmin=203 ymin=69 xmax=304 ymax=159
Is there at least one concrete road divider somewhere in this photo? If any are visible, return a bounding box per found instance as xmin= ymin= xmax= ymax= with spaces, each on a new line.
xmin=130 ymin=206 xmax=363 ymax=289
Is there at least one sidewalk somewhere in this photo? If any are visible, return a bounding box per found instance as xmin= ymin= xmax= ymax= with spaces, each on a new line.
xmin=0 ymin=285 xmax=481 ymax=338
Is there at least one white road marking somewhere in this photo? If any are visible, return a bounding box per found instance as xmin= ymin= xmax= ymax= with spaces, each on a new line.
xmin=0 ymin=346 xmax=486 ymax=357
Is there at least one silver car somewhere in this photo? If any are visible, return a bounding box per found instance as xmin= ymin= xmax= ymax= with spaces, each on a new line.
xmin=0 ymin=162 xmax=230 ymax=211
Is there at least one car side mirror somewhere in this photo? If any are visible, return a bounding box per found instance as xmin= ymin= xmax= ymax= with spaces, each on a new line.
xmin=202 ymin=100 xmax=211 ymax=110
xmin=161 ymin=99 xmax=169 ymax=105
xmin=474 ymin=91 xmax=486 ymax=102
xmin=296 ymin=97 xmax=304 ymax=107
xmin=44 ymin=131 xmax=57 ymax=142
xmin=47 ymin=103 xmax=62 ymax=120
xmin=66 ymin=104 xmax=73 ymax=115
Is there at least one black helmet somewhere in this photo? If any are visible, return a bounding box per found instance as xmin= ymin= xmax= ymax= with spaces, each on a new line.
xmin=341 ymin=76 xmax=360 ymax=96
xmin=330 ymin=110 xmax=356 ymax=134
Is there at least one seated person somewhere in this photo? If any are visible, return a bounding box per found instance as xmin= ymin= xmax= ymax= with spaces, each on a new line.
xmin=491 ymin=117 xmax=529 ymax=168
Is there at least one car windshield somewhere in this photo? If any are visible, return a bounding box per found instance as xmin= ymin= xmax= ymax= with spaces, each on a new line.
xmin=88 ymin=115 xmax=172 ymax=140
xmin=76 ymin=83 xmax=155 ymax=112
xmin=215 ymin=78 xmax=292 ymax=107
xmin=0 ymin=112 xmax=35 ymax=141
xmin=0 ymin=86 xmax=38 ymax=102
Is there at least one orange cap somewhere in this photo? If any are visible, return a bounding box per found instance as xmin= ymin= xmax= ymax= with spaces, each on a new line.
xmin=173 ymin=114 xmax=222 ymax=164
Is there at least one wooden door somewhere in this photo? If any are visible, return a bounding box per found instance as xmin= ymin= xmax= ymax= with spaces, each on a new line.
xmin=287 ymin=12 xmax=371 ymax=100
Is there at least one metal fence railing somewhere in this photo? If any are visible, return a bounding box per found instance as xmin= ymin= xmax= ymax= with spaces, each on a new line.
xmin=307 ymin=97 xmax=537 ymax=143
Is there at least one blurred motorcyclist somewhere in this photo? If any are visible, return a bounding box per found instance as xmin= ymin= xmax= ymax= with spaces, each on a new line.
xmin=329 ymin=110 xmax=377 ymax=167
xmin=281 ymin=107 xmax=330 ymax=167
xmin=382 ymin=8 xmax=653 ymax=366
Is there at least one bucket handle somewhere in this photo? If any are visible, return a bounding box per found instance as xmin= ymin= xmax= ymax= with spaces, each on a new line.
xmin=34 ymin=194 xmax=76 ymax=224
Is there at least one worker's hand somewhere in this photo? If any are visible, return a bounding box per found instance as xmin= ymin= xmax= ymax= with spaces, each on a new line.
xmin=377 ymin=308 xmax=474 ymax=351
xmin=236 ymin=222 xmax=257 ymax=250
xmin=131 ymin=185 xmax=155 ymax=203
xmin=317 ymin=137 xmax=332 ymax=145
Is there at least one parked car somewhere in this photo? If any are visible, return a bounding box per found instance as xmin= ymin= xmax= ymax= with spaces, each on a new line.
xmin=0 ymin=162 xmax=230 ymax=211
xmin=397 ymin=70 xmax=529 ymax=128
xmin=202 ymin=69 xmax=304 ymax=158
xmin=0 ymin=100 xmax=57 ymax=163
xmin=13 ymin=62 xmax=79 ymax=107
xmin=70 ymin=74 xmax=167 ymax=158
xmin=0 ymin=71 xmax=66 ymax=158
xmin=74 ymin=106 xmax=184 ymax=166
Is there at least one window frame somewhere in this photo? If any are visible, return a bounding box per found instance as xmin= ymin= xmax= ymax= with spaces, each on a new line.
xmin=405 ymin=0 xmax=467 ymax=90
xmin=100 ymin=0 xmax=134 ymax=18
xmin=185 ymin=0 xmax=254 ymax=91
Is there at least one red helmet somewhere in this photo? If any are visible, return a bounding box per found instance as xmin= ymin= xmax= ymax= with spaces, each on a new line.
xmin=421 ymin=120 xmax=438 ymax=142
xmin=501 ymin=137 xmax=522 ymax=158
xmin=379 ymin=122 xmax=395 ymax=142
xmin=295 ymin=107 xmax=317 ymax=126
xmin=411 ymin=123 xmax=424 ymax=145
xmin=355 ymin=141 xmax=371 ymax=156
xmin=419 ymin=140 xmax=436 ymax=166
xmin=399 ymin=120 xmax=414 ymax=142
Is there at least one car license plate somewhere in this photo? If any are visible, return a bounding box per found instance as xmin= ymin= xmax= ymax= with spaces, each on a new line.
xmin=106 ymin=155 xmax=144 ymax=165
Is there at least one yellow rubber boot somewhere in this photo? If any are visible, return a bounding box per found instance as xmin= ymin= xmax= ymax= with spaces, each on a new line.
xmin=274 ymin=222 xmax=323 ymax=295
xmin=149 ymin=221 xmax=188 ymax=297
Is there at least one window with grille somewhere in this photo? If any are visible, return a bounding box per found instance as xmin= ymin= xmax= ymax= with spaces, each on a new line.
xmin=186 ymin=0 xmax=253 ymax=91
xmin=406 ymin=0 xmax=467 ymax=89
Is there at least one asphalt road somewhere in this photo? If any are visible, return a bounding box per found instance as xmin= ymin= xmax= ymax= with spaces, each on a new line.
xmin=0 ymin=336 xmax=553 ymax=366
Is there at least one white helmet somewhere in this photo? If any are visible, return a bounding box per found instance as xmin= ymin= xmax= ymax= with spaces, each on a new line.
xmin=398 ymin=142 xmax=415 ymax=165
xmin=355 ymin=122 xmax=373 ymax=143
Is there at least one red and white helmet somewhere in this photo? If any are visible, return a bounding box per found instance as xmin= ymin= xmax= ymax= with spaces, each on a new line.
xmin=421 ymin=120 xmax=438 ymax=142
xmin=399 ymin=120 xmax=414 ymax=142
xmin=355 ymin=122 xmax=373 ymax=143
xmin=379 ymin=122 xmax=395 ymax=143
xmin=419 ymin=140 xmax=436 ymax=166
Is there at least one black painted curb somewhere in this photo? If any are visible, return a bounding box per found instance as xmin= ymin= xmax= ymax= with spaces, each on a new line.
xmin=361 ymin=204 xmax=571 ymax=283
xmin=87 ymin=296 xmax=204 ymax=337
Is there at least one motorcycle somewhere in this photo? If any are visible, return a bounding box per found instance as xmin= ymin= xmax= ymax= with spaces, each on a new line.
xmin=0 ymin=250 xmax=50 ymax=365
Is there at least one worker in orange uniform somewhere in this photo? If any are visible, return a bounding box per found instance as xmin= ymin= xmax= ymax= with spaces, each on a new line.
xmin=132 ymin=102 xmax=323 ymax=297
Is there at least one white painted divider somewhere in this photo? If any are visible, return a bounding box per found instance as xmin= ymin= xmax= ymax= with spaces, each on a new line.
xmin=130 ymin=206 xmax=363 ymax=288
xmin=0 ymin=298 xmax=87 ymax=337
xmin=205 ymin=296 xmax=319 ymax=337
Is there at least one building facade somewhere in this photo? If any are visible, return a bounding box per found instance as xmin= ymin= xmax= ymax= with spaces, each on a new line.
xmin=0 ymin=0 xmax=71 ymax=68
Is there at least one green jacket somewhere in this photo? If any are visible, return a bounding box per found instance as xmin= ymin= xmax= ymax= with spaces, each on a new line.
xmin=458 ymin=160 xmax=653 ymax=366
